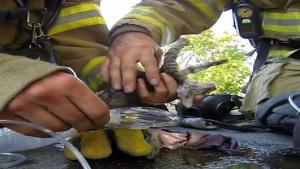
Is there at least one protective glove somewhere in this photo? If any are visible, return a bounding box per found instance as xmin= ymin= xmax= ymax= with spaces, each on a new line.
xmin=64 ymin=57 xmax=159 ymax=160
xmin=64 ymin=128 xmax=159 ymax=160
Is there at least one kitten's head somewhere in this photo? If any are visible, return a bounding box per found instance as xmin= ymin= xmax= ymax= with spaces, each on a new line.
xmin=177 ymin=81 xmax=216 ymax=108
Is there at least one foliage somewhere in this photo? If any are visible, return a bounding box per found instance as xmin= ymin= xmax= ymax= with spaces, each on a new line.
xmin=180 ymin=30 xmax=251 ymax=95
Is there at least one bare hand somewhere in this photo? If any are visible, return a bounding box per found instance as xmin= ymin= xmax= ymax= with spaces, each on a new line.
xmin=108 ymin=32 xmax=162 ymax=93
xmin=0 ymin=72 xmax=109 ymax=136
xmin=137 ymin=73 xmax=178 ymax=105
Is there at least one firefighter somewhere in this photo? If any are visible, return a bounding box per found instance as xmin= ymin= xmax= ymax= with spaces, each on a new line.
xmin=107 ymin=0 xmax=300 ymax=147
xmin=0 ymin=0 xmax=178 ymax=159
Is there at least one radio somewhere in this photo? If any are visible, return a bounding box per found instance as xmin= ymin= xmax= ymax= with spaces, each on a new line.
xmin=232 ymin=1 xmax=262 ymax=39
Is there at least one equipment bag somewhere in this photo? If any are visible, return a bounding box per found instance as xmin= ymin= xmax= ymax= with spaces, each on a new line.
xmin=256 ymin=91 xmax=300 ymax=148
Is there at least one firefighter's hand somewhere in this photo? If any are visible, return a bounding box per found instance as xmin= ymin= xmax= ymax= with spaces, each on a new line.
xmin=0 ymin=72 xmax=109 ymax=136
xmin=193 ymin=95 xmax=205 ymax=105
xmin=137 ymin=73 xmax=179 ymax=105
xmin=108 ymin=32 xmax=162 ymax=93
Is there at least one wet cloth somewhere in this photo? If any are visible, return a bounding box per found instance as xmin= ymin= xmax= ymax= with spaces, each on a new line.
xmin=152 ymin=127 xmax=244 ymax=155
xmin=240 ymin=58 xmax=300 ymax=118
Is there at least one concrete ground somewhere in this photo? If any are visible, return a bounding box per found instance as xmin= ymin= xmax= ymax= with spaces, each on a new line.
xmin=3 ymin=127 xmax=300 ymax=169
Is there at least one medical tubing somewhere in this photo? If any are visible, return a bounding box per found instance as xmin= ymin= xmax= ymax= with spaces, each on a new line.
xmin=0 ymin=120 xmax=91 ymax=169
xmin=0 ymin=153 xmax=26 ymax=168
xmin=288 ymin=94 xmax=300 ymax=115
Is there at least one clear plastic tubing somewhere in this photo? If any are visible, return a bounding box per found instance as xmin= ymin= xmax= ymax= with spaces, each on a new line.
xmin=0 ymin=120 xmax=91 ymax=169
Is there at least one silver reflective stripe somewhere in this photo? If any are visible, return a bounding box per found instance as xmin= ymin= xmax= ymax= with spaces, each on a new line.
xmin=188 ymin=0 xmax=222 ymax=20
xmin=205 ymin=0 xmax=221 ymax=13
xmin=53 ymin=10 xmax=101 ymax=26
xmin=264 ymin=19 xmax=300 ymax=26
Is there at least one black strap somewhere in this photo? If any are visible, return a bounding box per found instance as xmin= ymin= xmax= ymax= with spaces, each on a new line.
xmin=9 ymin=43 xmax=59 ymax=64
xmin=294 ymin=118 xmax=300 ymax=148
xmin=242 ymin=38 xmax=271 ymax=93
xmin=207 ymin=119 xmax=269 ymax=132
xmin=0 ymin=45 xmax=4 ymax=53
xmin=0 ymin=0 xmax=62 ymax=31
xmin=252 ymin=38 xmax=271 ymax=74
xmin=42 ymin=0 xmax=63 ymax=32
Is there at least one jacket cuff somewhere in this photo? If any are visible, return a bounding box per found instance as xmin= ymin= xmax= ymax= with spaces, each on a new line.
xmin=0 ymin=54 xmax=73 ymax=111
xmin=109 ymin=20 xmax=161 ymax=44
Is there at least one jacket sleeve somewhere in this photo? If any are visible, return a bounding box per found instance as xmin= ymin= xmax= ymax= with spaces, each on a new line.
xmin=0 ymin=0 xmax=109 ymax=110
xmin=110 ymin=0 xmax=232 ymax=46
xmin=0 ymin=54 xmax=72 ymax=111
xmin=47 ymin=0 xmax=110 ymax=91
xmin=48 ymin=0 xmax=109 ymax=75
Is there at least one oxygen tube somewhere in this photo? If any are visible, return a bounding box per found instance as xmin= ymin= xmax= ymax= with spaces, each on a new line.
xmin=0 ymin=107 xmax=179 ymax=168
xmin=0 ymin=120 xmax=91 ymax=169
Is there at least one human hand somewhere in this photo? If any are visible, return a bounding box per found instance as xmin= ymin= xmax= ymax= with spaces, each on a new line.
xmin=108 ymin=32 xmax=162 ymax=93
xmin=0 ymin=72 xmax=109 ymax=136
xmin=137 ymin=73 xmax=179 ymax=105
xmin=193 ymin=95 xmax=205 ymax=105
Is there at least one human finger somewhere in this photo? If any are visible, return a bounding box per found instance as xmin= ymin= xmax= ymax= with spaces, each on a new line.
xmin=140 ymin=48 xmax=161 ymax=86
xmin=161 ymin=73 xmax=179 ymax=100
xmin=100 ymin=58 xmax=110 ymax=82
xmin=31 ymin=95 xmax=94 ymax=132
xmin=65 ymin=82 xmax=109 ymax=127
xmin=108 ymin=52 xmax=122 ymax=90
xmin=3 ymin=100 xmax=69 ymax=136
xmin=120 ymin=50 xmax=139 ymax=93
xmin=193 ymin=95 xmax=205 ymax=105
xmin=152 ymin=79 xmax=168 ymax=99
xmin=35 ymin=72 xmax=109 ymax=127
xmin=137 ymin=78 xmax=150 ymax=99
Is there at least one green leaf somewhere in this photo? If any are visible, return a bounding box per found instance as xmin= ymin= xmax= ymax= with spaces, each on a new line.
xmin=181 ymin=30 xmax=251 ymax=95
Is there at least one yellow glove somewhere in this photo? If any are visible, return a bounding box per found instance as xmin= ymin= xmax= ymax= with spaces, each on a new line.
xmin=64 ymin=128 xmax=159 ymax=160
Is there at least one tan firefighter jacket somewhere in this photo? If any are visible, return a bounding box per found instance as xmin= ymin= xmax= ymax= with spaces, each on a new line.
xmin=0 ymin=0 xmax=109 ymax=110
xmin=111 ymin=0 xmax=300 ymax=58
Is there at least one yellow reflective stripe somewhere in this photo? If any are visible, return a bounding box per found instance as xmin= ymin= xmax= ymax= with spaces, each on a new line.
xmin=263 ymin=12 xmax=300 ymax=33
xmin=48 ymin=17 xmax=105 ymax=35
xmin=81 ymin=57 xmax=107 ymax=92
xmin=125 ymin=13 xmax=169 ymax=44
xmin=81 ymin=57 xmax=106 ymax=79
xmin=188 ymin=0 xmax=218 ymax=19
xmin=215 ymin=0 xmax=228 ymax=11
xmin=263 ymin=25 xmax=300 ymax=33
xmin=48 ymin=3 xmax=104 ymax=35
xmin=59 ymin=3 xmax=100 ymax=17
xmin=268 ymin=49 xmax=298 ymax=58
xmin=129 ymin=6 xmax=175 ymax=44
xmin=89 ymin=74 xmax=104 ymax=92
xmin=264 ymin=12 xmax=300 ymax=20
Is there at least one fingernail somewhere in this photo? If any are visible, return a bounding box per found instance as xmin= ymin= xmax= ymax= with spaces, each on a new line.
xmin=112 ymin=83 xmax=121 ymax=90
xmin=124 ymin=85 xmax=133 ymax=93
xmin=150 ymin=78 xmax=158 ymax=85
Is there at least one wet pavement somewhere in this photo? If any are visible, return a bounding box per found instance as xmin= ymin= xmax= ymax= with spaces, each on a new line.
xmin=3 ymin=127 xmax=300 ymax=169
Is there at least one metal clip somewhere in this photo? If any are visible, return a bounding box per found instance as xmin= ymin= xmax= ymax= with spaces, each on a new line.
xmin=35 ymin=22 xmax=46 ymax=38
xmin=24 ymin=10 xmax=33 ymax=29
xmin=30 ymin=22 xmax=47 ymax=48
